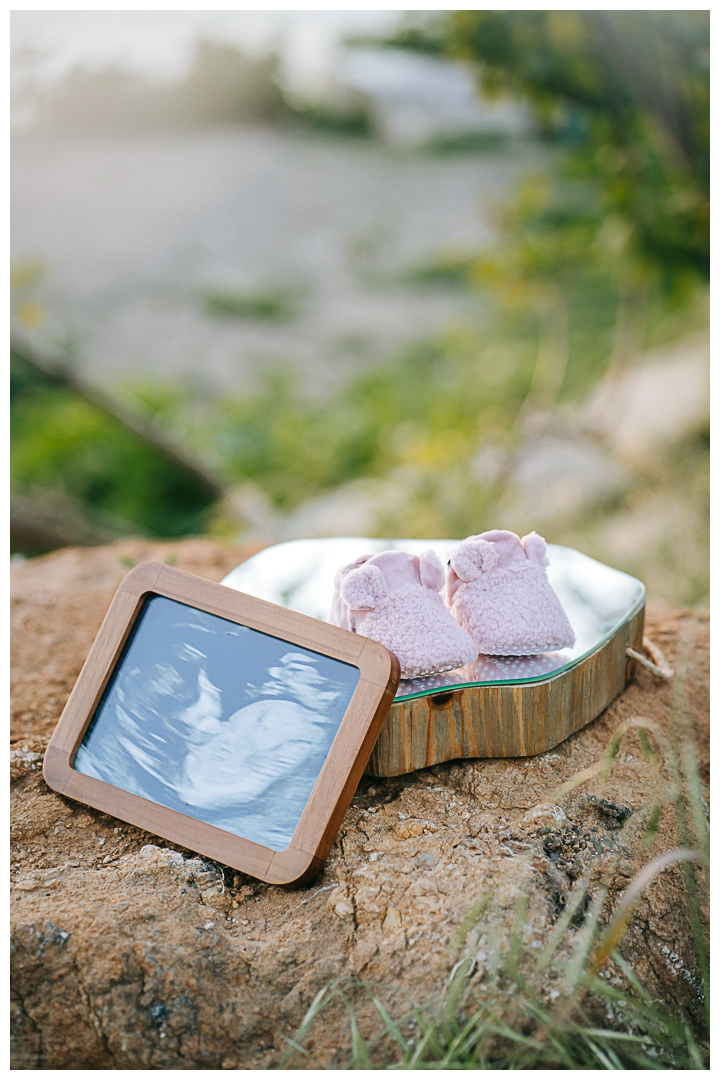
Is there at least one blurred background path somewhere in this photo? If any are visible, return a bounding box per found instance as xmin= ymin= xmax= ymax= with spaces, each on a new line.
xmin=12 ymin=127 xmax=545 ymax=393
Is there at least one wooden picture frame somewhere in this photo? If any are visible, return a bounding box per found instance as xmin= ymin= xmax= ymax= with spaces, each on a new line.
xmin=43 ymin=562 xmax=400 ymax=887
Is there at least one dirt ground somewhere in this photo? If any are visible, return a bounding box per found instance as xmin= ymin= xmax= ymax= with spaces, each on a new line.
xmin=10 ymin=539 xmax=709 ymax=1069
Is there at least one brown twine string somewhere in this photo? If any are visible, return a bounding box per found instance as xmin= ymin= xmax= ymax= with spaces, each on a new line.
xmin=627 ymin=634 xmax=674 ymax=679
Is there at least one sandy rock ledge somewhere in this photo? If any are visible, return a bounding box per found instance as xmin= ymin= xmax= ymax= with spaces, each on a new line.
xmin=10 ymin=540 xmax=709 ymax=1068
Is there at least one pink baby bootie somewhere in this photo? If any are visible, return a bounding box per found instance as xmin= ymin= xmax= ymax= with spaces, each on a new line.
xmin=329 ymin=549 xmax=478 ymax=680
xmin=443 ymin=530 xmax=575 ymax=656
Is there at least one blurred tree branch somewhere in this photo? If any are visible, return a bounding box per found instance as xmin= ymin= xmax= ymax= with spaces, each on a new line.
xmin=11 ymin=335 xmax=226 ymax=503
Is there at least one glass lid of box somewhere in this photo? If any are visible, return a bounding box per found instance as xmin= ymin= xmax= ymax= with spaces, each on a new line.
xmin=221 ymin=538 xmax=645 ymax=703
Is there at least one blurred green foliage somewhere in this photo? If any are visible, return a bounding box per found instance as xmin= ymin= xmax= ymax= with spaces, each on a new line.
xmin=201 ymin=287 xmax=297 ymax=321
xmin=402 ymin=253 xmax=478 ymax=288
xmin=10 ymin=352 xmax=213 ymax=538
xmin=425 ymin=130 xmax=508 ymax=155
xmin=288 ymin=100 xmax=374 ymax=138
xmin=382 ymin=10 xmax=708 ymax=298
xmin=205 ymin=272 xmax=619 ymax=510
xmin=449 ymin=11 xmax=709 ymax=290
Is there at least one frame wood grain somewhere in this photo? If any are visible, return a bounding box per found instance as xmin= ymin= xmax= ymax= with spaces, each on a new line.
xmin=43 ymin=562 xmax=400 ymax=887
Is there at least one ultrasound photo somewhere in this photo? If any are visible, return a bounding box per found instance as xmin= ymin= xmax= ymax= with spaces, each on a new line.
xmin=73 ymin=596 xmax=361 ymax=850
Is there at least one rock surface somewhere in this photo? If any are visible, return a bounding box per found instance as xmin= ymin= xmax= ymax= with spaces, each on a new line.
xmin=11 ymin=539 xmax=709 ymax=1069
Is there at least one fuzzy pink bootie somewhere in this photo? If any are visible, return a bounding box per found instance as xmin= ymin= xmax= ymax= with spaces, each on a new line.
xmin=443 ymin=530 xmax=575 ymax=656
xmin=329 ymin=549 xmax=478 ymax=679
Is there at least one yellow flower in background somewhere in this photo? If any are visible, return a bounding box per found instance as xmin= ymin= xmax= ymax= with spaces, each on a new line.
xmin=18 ymin=301 xmax=45 ymax=329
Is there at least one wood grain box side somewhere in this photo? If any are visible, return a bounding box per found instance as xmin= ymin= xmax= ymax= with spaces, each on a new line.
xmin=366 ymin=606 xmax=645 ymax=777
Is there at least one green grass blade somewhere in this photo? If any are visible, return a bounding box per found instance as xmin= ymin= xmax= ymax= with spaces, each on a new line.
xmin=366 ymin=990 xmax=410 ymax=1055
xmin=534 ymin=870 xmax=592 ymax=975
xmin=562 ymin=886 xmax=606 ymax=994
xmin=277 ymin=982 xmax=337 ymax=1068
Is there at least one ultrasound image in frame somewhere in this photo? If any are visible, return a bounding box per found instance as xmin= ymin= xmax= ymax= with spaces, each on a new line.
xmin=73 ymin=596 xmax=361 ymax=851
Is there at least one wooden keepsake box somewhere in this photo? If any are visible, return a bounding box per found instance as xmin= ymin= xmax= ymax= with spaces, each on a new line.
xmin=222 ymin=537 xmax=646 ymax=777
